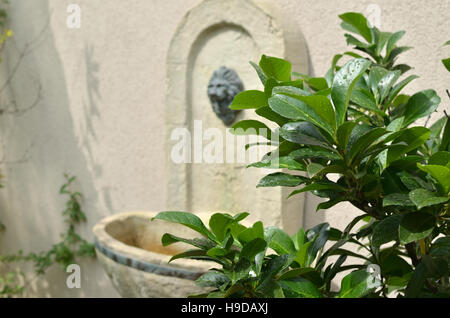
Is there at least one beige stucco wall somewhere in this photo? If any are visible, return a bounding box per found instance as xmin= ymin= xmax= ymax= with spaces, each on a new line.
xmin=0 ymin=0 xmax=448 ymax=297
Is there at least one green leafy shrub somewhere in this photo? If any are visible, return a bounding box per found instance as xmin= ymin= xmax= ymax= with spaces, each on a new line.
xmin=156 ymin=12 xmax=449 ymax=298
xmin=153 ymin=212 xmax=380 ymax=298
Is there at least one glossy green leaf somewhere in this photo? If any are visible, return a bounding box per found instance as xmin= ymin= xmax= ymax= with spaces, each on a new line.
xmin=389 ymin=46 xmax=412 ymax=62
xmin=379 ymin=252 xmax=412 ymax=277
xmin=398 ymin=212 xmax=436 ymax=244
xmin=369 ymin=66 xmax=389 ymax=96
xmin=338 ymin=269 xmax=381 ymax=298
xmin=382 ymin=193 xmax=414 ymax=207
xmin=421 ymin=255 xmax=448 ymax=278
xmin=255 ymin=106 xmax=289 ymax=126
xmin=272 ymin=85 xmax=311 ymax=98
xmin=429 ymin=151 xmax=450 ymax=166
xmin=269 ymin=94 xmax=334 ymax=135
xmin=306 ymin=77 xmax=328 ymax=91
xmin=350 ymin=88 xmax=383 ymax=116
xmin=386 ymin=30 xmax=406 ymax=58
xmin=405 ymin=263 xmax=427 ymax=297
xmin=385 ymin=75 xmax=419 ymax=107
xmin=339 ymin=12 xmax=372 ymax=42
xmin=277 ymin=268 xmax=322 ymax=284
xmin=229 ymin=259 xmax=252 ymax=284
xmin=392 ymin=64 xmax=412 ymax=74
xmin=279 ymin=278 xmax=323 ymax=298
xmin=264 ymin=77 xmax=279 ymax=97
xmin=332 ymin=58 xmax=372 ymax=126
xmin=325 ymin=51 xmax=364 ymax=85
xmin=169 ymin=249 xmax=224 ymax=265
xmin=257 ymin=255 xmax=292 ymax=292
xmin=324 ymin=255 xmax=348 ymax=291
xmin=230 ymin=120 xmax=272 ymax=140
xmin=378 ymin=70 xmax=401 ymax=103
xmin=375 ymin=32 xmax=391 ymax=56
xmin=257 ymin=172 xmax=308 ymax=188
xmin=209 ymin=213 xmax=235 ymax=242
xmin=196 ymin=271 xmax=230 ymax=288
xmin=230 ymin=90 xmax=267 ymax=110
xmin=397 ymin=171 xmax=432 ymax=191
xmin=409 ymin=188 xmax=449 ymax=210
xmin=289 ymin=147 xmax=340 ymax=160
xmin=292 ymin=228 xmax=306 ymax=250
xmin=305 ymin=223 xmax=330 ymax=265
xmin=291 ymin=94 xmax=337 ymax=134
xmin=265 ymin=227 xmax=297 ymax=255
xmin=442 ymin=58 xmax=450 ymax=72
xmin=259 ymin=55 xmax=292 ymax=82
xmin=439 ymin=117 xmax=450 ymax=151
xmin=288 ymin=182 xmax=346 ymax=198
xmin=430 ymin=237 xmax=450 ymax=257
xmin=417 ymin=163 xmax=450 ymax=194
xmin=250 ymin=61 xmax=267 ymax=85
xmin=280 ymin=121 xmax=330 ymax=148
xmin=240 ymin=238 xmax=267 ymax=261
xmin=428 ymin=116 xmax=446 ymax=139
xmin=153 ymin=212 xmax=215 ymax=241
xmin=386 ymin=274 xmax=412 ymax=294
xmin=161 ymin=233 xmax=215 ymax=250
xmin=386 ymin=117 xmax=405 ymax=133
xmin=372 ymin=214 xmax=403 ymax=247
xmin=344 ymin=33 xmax=371 ymax=48
xmin=237 ymin=221 xmax=264 ymax=244
xmin=307 ymin=163 xmax=324 ymax=178
xmin=228 ymin=223 xmax=247 ymax=242
xmin=386 ymin=127 xmax=430 ymax=165
xmin=264 ymin=78 xmax=304 ymax=98
xmin=343 ymin=214 xmax=368 ymax=236
xmin=337 ymin=121 xmax=357 ymax=151
xmin=295 ymin=241 xmax=313 ymax=267
xmin=348 ymin=127 xmax=387 ymax=163
xmin=344 ymin=123 xmax=371 ymax=152
xmin=206 ymin=247 xmax=228 ymax=257
xmin=402 ymin=90 xmax=440 ymax=127
xmin=248 ymin=156 xmax=306 ymax=171
xmin=316 ymin=197 xmax=348 ymax=211
xmin=233 ymin=212 xmax=249 ymax=222
xmin=313 ymin=165 xmax=347 ymax=178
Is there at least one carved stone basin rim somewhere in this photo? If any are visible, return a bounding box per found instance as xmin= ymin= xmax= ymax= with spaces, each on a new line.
xmin=93 ymin=211 xmax=217 ymax=297
xmin=94 ymin=238 xmax=204 ymax=281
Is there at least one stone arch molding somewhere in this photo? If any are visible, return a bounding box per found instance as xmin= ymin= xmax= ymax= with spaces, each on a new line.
xmin=165 ymin=0 xmax=309 ymax=233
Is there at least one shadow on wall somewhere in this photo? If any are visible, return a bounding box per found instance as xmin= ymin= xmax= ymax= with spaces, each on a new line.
xmin=80 ymin=44 xmax=114 ymax=213
xmin=0 ymin=0 xmax=117 ymax=297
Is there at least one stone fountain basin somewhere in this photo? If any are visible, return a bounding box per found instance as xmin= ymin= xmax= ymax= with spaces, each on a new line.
xmin=93 ymin=211 xmax=218 ymax=298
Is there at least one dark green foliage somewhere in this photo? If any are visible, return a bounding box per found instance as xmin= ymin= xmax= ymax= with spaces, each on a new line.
xmin=157 ymin=12 xmax=449 ymax=298
xmin=153 ymin=211 xmax=379 ymax=298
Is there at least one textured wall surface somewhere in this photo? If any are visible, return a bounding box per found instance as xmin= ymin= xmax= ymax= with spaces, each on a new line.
xmin=0 ymin=0 xmax=449 ymax=297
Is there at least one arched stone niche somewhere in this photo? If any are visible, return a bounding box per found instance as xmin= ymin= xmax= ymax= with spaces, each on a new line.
xmin=166 ymin=0 xmax=309 ymax=233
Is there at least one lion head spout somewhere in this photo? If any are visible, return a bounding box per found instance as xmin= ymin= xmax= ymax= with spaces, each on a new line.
xmin=207 ymin=66 xmax=244 ymax=126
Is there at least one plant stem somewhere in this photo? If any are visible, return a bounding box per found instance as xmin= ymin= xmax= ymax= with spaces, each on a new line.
xmin=405 ymin=242 xmax=419 ymax=267
xmin=418 ymin=239 xmax=427 ymax=256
